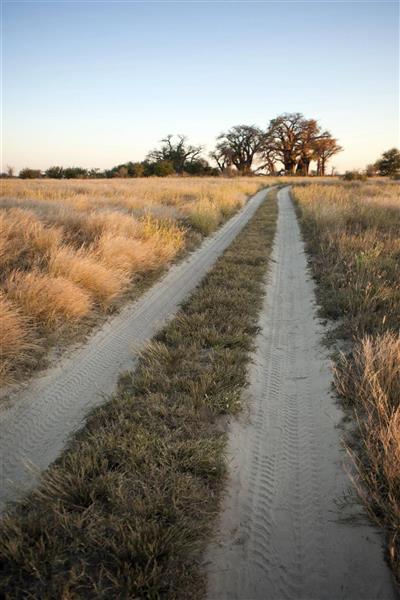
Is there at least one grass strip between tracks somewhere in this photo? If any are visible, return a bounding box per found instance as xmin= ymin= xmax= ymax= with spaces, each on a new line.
xmin=0 ymin=189 xmax=278 ymax=599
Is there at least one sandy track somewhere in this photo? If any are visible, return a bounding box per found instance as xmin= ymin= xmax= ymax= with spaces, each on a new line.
xmin=0 ymin=187 xmax=272 ymax=511
xmin=206 ymin=188 xmax=396 ymax=600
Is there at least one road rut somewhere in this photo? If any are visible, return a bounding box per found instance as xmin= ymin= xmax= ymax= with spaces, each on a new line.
xmin=0 ymin=187 xmax=272 ymax=510
xmin=206 ymin=187 xmax=396 ymax=600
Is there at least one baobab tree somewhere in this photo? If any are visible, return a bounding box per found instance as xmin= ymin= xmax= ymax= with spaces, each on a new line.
xmin=265 ymin=113 xmax=306 ymax=175
xmin=209 ymin=146 xmax=233 ymax=173
xmin=264 ymin=113 xmax=342 ymax=175
xmin=313 ymin=136 xmax=342 ymax=176
xmin=295 ymin=119 xmax=322 ymax=175
xmin=213 ymin=125 xmax=265 ymax=175
xmin=147 ymin=135 xmax=202 ymax=174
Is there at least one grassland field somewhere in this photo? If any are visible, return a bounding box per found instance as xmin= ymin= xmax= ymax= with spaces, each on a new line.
xmin=0 ymin=177 xmax=268 ymax=387
xmin=0 ymin=177 xmax=399 ymax=595
xmin=0 ymin=186 xmax=278 ymax=599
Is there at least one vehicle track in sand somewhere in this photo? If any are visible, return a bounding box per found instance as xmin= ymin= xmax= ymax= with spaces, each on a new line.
xmin=0 ymin=186 xmax=273 ymax=511
xmin=206 ymin=187 xmax=397 ymax=600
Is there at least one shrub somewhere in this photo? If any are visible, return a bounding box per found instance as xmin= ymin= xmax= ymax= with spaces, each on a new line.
xmin=153 ymin=160 xmax=175 ymax=177
xmin=63 ymin=167 xmax=88 ymax=179
xmin=342 ymin=171 xmax=367 ymax=181
xmin=45 ymin=166 xmax=64 ymax=179
xmin=129 ymin=162 xmax=145 ymax=177
xmin=19 ymin=168 xmax=42 ymax=179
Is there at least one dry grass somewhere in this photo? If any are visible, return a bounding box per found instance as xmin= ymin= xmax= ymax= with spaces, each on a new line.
xmin=0 ymin=178 xmax=264 ymax=386
xmin=293 ymin=180 xmax=400 ymax=583
xmin=294 ymin=182 xmax=400 ymax=337
xmin=49 ymin=247 xmax=127 ymax=305
xmin=0 ymin=294 xmax=38 ymax=384
xmin=0 ymin=209 xmax=62 ymax=276
xmin=6 ymin=272 xmax=93 ymax=328
xmin=0 ymin=190 xmax=278 ymax=599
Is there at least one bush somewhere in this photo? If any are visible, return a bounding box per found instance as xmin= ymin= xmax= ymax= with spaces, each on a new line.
xmin=129 ymin=162 xmax=145 ymax=177
xmin=19 ymin=168 xmax=42 ymax=179
xmin=342 ymin=170 xmax=367 ymax=181
xmin=153 ymin=160 xmax=175 ymax=177
xmin=45 ymin=166 xmax=64 ymax=179
xmin=63 ymin=167 xmax=88 ymax=179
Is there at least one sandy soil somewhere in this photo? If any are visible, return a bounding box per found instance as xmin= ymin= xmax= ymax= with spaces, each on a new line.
xmin=205 ymin=188 xmax=397 ymax=600
xmin=0 ymin=186 xmax=272 ymax=511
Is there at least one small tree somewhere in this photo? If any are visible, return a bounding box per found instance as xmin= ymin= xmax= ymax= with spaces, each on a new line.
xmin=19 ymin=168 xmax=42 ymax=179
xmin=375 ymin=148 xmax=400 ymax=177
xmin=6 ymin=165 xmax=14 ymax=177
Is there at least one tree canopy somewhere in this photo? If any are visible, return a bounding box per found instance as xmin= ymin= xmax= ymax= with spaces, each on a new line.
xmin=147 ymin=135 xmax=203 ymax=174
xmin=15 ymin=115 xmax=344 ymax=178
xmin=375 ymin=148 xmax=400 ymax=177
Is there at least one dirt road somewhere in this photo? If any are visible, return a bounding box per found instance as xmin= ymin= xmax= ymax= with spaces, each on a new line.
xmin=206 ymin=187 xmax=396 ymax=600
xmin=0 ymin=187 xmax=272 ymax=510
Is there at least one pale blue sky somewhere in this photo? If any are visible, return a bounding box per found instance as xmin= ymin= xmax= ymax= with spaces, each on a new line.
xmin=2 ymin=0 xmax=399 ymax=172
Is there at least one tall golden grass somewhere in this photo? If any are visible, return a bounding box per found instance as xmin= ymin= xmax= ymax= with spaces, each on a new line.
xmin=0 ymin=177 xmax=264 ymax=385
xmin=293 ymin=181 xmax=400 ymax=581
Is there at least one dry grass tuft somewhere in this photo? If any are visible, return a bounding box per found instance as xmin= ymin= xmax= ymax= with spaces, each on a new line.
xmin=335 ymin=333 xmax=400 ymax=579
xmin=6 ymin=271 xmax=92 ymax=328
xmin=0 ymin=294 xmax=39 ymax=384
xmin=186 ymin=200 xmax=221 ymax=235
xmin=95 ymin=234 xmax=158 ymax=274
xmin=49 ymin=247 xmax=126 ymax=305
xmin=0 ymin=209 xmax=62 ymax=276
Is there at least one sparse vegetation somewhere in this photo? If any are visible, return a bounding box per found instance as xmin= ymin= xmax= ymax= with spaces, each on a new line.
xmin=0 ymin=177 xmax=264 ymax=385
xmin=293 ymin=181 xmax=400 ymax=582
xmin=0 ymin=189 xmax=278 ymax=599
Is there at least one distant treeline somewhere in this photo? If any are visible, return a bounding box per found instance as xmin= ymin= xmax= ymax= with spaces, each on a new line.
xmin=3 ymin=112 xmax=400 ymax=179
xmin=17 ymin=160 xmax=218 ymax=180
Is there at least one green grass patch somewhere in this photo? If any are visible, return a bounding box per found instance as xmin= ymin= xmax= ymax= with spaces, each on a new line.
xmin=0 ymin=190 xmax=278 ymax=599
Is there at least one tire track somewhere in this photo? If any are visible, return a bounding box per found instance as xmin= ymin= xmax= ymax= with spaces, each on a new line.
xmin=0 ymin=187 xmax=273 ymax=511
xmin=206 ymin=187 xmax=396 ymax=600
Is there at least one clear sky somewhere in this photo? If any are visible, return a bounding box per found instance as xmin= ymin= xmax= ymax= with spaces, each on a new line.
xmin=2 ymin=0 xmax=399 ymax=173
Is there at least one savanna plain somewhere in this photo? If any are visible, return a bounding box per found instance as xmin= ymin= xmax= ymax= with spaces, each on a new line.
xmin=0 ymin=177 xmax=399 ymax=599
xmin=0 ymin=177 xmax=263 ymax=386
